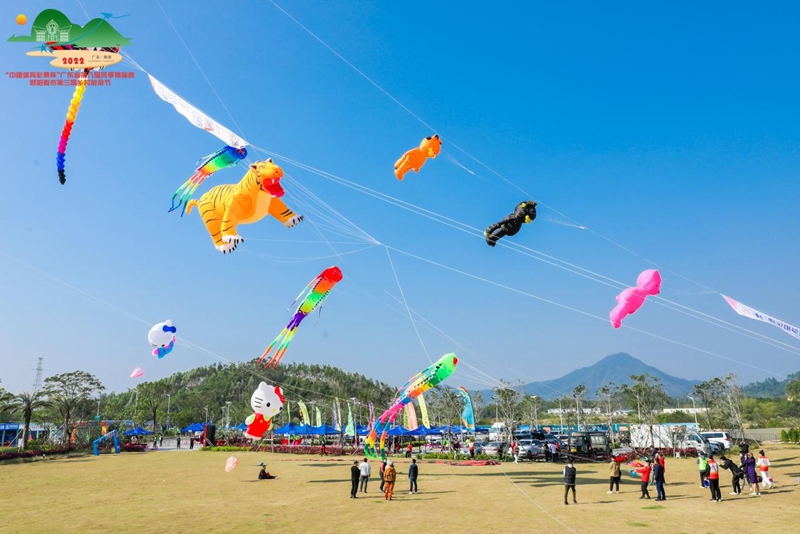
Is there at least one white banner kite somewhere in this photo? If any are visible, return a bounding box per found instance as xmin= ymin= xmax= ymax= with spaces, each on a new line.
xmin=722 ymin=294 xmax=800 ymax=341
xmin=148 ymin=74 xmax=248 ymax=148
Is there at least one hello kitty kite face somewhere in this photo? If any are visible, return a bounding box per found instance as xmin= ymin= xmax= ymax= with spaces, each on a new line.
xmin=250 ymin=382 xmax=285 ymax=419
xmin=148 ymin=320 xmax=177 ymax=348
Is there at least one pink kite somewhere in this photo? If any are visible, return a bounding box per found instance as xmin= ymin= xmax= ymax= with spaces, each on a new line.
xmin=225 ymin=456 xmax=239 ymax=472
xmin=130 ymin=367 xmax=144 ymax=379
xmin=609 ymin=269 xmax=662 ymax=328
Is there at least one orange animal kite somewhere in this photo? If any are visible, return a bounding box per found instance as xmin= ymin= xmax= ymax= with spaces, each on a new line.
xmin=394 ymin=134 xmax=442 ymax=180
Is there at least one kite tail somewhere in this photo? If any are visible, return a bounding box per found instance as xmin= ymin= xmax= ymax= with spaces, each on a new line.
xmin=56 ymin=70 xmax=90 ymax=184
xmin=257 ymin=329 xmax=287 ymax=367
xmin=266 ymin=328 xmax=298 ymax=369
xmin=169 ymin=169 xmax=205 ymax=215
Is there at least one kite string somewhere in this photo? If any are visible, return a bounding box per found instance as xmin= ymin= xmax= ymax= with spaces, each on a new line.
xmin=260 ymin=147 xmax=800 ymax=356
xmin=264 ymin=0 xmax=724 ymax=297
xmin=381 ymin=246 xmax=784 ymax=377
xmin=384 ymin=246 xmax=432 ymax=365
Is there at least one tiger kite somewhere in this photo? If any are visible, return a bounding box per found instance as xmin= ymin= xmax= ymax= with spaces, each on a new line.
xmin=185 ymin=159 xmax=304 ymax=253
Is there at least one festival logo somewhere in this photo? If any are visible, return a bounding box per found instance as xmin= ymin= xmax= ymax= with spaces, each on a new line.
xmin=8 ymin=9 xmax=131 ymax=69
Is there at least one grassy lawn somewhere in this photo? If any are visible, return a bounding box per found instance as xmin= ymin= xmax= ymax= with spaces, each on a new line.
xmin=1 ymin=444 xmax=798 ymax=533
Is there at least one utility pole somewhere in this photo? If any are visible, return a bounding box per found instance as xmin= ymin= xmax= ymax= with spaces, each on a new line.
xmin=32 ymin=357 xmax=43 ymax=394
xmin=687 ymin=395 xmax=699 ymax=430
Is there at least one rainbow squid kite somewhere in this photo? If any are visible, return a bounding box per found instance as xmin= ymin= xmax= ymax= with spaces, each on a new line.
xmin=257 ymin=266 xmax=343 ymax=369
xmin=169 ymin=145 xmax=248 ymax=215
xmin=365 ymin=353 xmax=458 ymax=459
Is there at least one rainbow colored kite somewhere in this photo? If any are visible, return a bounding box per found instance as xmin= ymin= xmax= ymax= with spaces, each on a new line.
xmin=457 ymin=386 xmax=475 ymax=431
xmin=56 ymin=69 xmax=91 ymax=184
xmin=169 ymin=145 xmax=248 ymax=215
xmin=365 ymin=353 xmax=458 ymax=459
xmin=258 ymin=266 xmax=343 ymax=369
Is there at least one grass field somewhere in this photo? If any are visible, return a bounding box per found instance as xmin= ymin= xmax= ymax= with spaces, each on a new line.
xmin=2 ymin=444 xmax=798 ymax=533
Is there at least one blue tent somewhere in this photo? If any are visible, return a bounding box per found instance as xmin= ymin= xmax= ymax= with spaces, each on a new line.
xmin=386 ymin=426 xmax=411 ymax=436
xmin=272 ymin=423 xmax=298 ymax=435
xmin=356 ymin=425 xmax=370 ymax=436
xmin=123 ymin=426 xmax=155 ymax=436
xmin=180 ymin=423 xmax=205 ymax=433
xmin=234 ymin=423 xmax=247 ymax=431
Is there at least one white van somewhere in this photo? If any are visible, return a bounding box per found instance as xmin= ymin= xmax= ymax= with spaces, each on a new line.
xmin=700 ymin=431 xmax=733 ymax=450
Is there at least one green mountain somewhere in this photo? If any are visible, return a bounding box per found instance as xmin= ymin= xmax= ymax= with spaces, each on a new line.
xmin=742 ymin=371 xmax=800 ymax=398
xmin=509 ymin=352 xmax=700 ymax=399
xmin=101 ymin=361 xmax=396 ymax=430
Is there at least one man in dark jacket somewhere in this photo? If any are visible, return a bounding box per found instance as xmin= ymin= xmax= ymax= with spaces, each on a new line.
xmin=562 ymin=461 xmax=577 ymax=505
xmin=408 ymin=458 xmax=419 ymax=494
xmin=653 ymin=459 xmax=666 ymax=501
xmin=719 ymin=455 xmax=742 ymax=495
xmin=350 ymin=461 xmax=360 ymax=498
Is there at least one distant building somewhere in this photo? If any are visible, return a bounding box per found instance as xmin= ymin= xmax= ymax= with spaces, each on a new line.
xmin=33 ymin=19 xmax=71 ymax=42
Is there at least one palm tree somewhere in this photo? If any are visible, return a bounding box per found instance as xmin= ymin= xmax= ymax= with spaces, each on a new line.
xmin=0 ymin=388 xmax=17 ymax=420
xmin=16 ymin=391 xmax=49 ymax=450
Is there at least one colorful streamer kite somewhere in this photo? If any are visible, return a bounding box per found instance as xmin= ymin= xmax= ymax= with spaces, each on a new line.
xmin=418 ymin=394 xmax=430 ymax=428
xmin=365 ymin=353 xmax=458 ymax=459
xmin=169 ymin=145 xmax=248 ymax=216
xmin=456 ymin=386 xmax=476 ymax=431
xmin=56 ymin=69 xmax=91 ymax=184
xmin=257 ymin=266 xmax=343 ymax=369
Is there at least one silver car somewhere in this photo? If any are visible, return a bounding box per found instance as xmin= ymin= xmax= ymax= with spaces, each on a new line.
xmin=482 ymin=441 xmax=507 ymax=457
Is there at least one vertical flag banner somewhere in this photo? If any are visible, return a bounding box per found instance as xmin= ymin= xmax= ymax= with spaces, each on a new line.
xmin=418 ymin=394 xmax=431 ymax=428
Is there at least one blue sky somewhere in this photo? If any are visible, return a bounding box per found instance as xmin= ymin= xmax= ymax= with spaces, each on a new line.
xmin=1 ymin=0 xmax=799 ymax=397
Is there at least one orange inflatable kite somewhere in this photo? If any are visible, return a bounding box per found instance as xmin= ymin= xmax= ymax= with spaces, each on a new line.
xmin=394 ymin=134 xmax=442 ymax=180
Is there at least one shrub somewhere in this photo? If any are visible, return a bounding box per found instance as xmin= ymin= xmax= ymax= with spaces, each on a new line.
xmin=781 ymin=429 xmax=789 ymax=442
xmin=122 ymin=444 xmax=146 ymax=453
xmin=0 ymin=445 xmax=87 ymax=462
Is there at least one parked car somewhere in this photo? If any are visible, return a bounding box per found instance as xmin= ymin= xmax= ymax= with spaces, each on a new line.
xmin=700 ymin=432 xmax=733 ymax=451
xmin=458 ymin=441 xmax=487 ymax=457
xmin=518 ymin=439 xmax=547 ymax=461
xmin=482 ymin=442 xmax=507 ymax=457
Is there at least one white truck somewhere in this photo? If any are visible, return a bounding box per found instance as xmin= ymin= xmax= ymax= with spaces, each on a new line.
xmin=629 ymin=424 xmax=713 ymax=455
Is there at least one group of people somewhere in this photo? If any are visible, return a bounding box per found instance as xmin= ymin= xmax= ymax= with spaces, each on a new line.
xmin=605 ymin=444 xmax=774 ymax=505
xmin=349 ymin=457 xmax=418 ymax=501
xmin=701 ymin=442 xmax=773 ymax=499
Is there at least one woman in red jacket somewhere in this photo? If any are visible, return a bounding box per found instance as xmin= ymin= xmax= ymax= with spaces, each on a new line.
xmin=635 ymin=459 xmax=652 ymax=500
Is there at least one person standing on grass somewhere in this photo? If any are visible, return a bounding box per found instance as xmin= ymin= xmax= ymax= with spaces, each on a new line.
xmin=350 ymin=461 xmax=360 ymax=499
xmin=408 ymin=458 xmax=419 ymax=494
xmin=707 ymin=455 xmax=722 ymax=502
xmin=383 ymin=460 xmax=397 ymax=500
xmin=608 ymin=456 xmax=622 ymax=494
xmin=653 ymin=457 xmax=666 ymax=501
xmin=757 ymin=450 xmax=773 ymax=489
xmin=739 ymin=440 xmax=749 ymax=463
xmin=697 ymin=452 xmax=709 ymax=487
xmin=469 ymin=439 xmax=475 ymax=459
xmin=635 ymin=459 xmax=652 ymax=500
xmin=176 ymin=435 xmax=180 ymax=449
xmin=562 ymin=460 xmax=577 ymax=505
xmin=406 ymin=442 xmax=413 ymax=458
xmin=719 ymin=455 xmax=742 ymax=495
xmin=379 ymin=459 xmax=387 ymax=492
xmin=550 ymin=441 xmax=559 ymax=464
xmin=743 ymin=452 xmax=760 ymax=496
xmin=359 ymin=457 xmax=371 ymax=493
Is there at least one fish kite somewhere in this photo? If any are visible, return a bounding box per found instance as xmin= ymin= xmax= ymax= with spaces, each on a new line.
xmin=365 ymin=353 xmax=458 ymax=459
xmin=394 ymin=135 xmax=441 ymax=180
xmin=170 ymin=146 xmax=248 ymax=216
xmin=484 ymin=201 xmax=537 ymax=247
xmin=148 ymin=320 xmax=177 ymax=358
xmin=258 ymin=266 xmax=343 ymax=369
xmin=456 ymin=386 xmax=475 ymax=431
xmin=609 ymin=270 xmax=661 ymax=328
